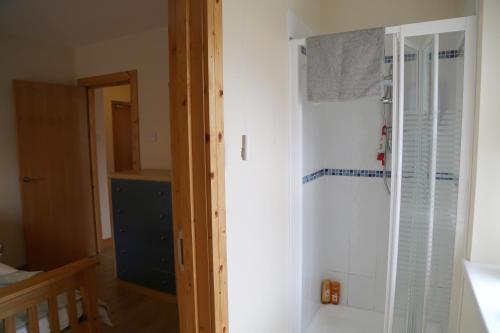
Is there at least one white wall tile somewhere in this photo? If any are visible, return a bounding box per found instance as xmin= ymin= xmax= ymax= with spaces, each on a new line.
xmin=348 ymin=274 xmax=375 ymax=310
xmin=374 ymin=278 xmax=387 ymax=313
xmin=320 ymin=177 xmax=352 ymax=273
xmin=349 ymin=178 xmax=379 ymax=277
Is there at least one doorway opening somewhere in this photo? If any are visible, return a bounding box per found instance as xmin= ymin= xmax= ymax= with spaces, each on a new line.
xmin=78 ymin=71 xmax=140 ymax=251
xmin=79 ymin=71 xmax=179 ymax=332
xmin=111 ymin=100 xmax=135 ymax=172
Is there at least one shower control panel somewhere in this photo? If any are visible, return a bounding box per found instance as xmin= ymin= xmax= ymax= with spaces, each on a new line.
xmin=377 ymin=125 xmax=388 ymax=166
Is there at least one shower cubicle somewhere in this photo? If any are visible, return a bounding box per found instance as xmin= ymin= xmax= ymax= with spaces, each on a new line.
xmin=289 ymin=17 xmax=476 ymax=333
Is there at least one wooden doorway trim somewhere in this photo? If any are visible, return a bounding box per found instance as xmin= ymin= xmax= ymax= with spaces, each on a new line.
xmin=77 ymin=70 xmax=140 ymax=252
xmin=169 ymin=0 xmax=228 ymax=332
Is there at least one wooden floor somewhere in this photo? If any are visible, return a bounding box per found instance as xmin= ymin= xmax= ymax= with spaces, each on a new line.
xmin=96 ymin=247 xmax=179 ymax=333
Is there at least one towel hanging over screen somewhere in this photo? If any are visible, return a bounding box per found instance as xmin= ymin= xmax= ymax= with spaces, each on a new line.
xmin=306 ymin=28 xmax=385 ymax=102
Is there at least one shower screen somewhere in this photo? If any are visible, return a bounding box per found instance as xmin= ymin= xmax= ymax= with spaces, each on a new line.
xmin=390 ymin=30 xmax=466 ymax=333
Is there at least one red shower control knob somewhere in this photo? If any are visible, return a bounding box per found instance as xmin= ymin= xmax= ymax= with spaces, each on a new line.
xmin=377 ymin=152 xmax=385 ymax=166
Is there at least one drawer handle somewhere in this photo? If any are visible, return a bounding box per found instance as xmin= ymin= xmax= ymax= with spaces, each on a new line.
xmin=117 ymin=187 xmax=122 ymax=192
xmin=158 ymin=191 xmax=164 ymax=196
xmin=119 ymin=228 xmax=125 ymax=233
xmin=160 ymin=213 xmax=166 ymax=219
xmin=160 ymin=235 xmax=167 ymax=241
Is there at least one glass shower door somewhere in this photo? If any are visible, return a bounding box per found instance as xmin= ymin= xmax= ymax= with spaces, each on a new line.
xmin=392 ymin=36 xmax=437 ymax=333
xmin=389 ymin=27 xmax=467 ymax=333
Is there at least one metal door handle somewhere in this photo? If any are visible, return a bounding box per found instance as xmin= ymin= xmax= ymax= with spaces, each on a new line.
xmin=22 ymin=176 xmax=43 ymax=183
xmin=178 ymin=231 xmax=184 ymax=272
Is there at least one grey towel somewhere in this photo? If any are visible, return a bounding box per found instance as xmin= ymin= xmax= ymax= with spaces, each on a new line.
xmin=306 ymin=28 xmax=385 ymax=102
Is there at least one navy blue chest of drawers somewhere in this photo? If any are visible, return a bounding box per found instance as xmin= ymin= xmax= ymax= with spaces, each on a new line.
xmin=111 ymin=178 xmax=175 ymax=295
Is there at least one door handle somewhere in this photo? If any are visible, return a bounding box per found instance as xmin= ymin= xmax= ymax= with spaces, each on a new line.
xmin=177 ymin=231 xmax=185 ymax=272
xmin=22 ymin=176 xmax=43 ymax=183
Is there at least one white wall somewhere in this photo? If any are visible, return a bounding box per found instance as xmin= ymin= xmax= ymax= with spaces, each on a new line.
xmin=288 ymin=0 xmax=323 ymax=34
xmin=0 ymin=35 xmax=75 ymax=267
xmin=468 ymin=0 xmax=500 ymax=266
xmin=288 ymin=9 xmax=315 ymax=40
xmin=459 ymin=0 xmax=500 ymax=330
xmin=318 ymin=0 xmax=464 ymax=34
xmin=289 ymin=0 xmax=465 ymax=37
xmin=75 ymin=27 xmax=170 ymax=170
xmin=223 ymin=0 xmax=290 ymax=332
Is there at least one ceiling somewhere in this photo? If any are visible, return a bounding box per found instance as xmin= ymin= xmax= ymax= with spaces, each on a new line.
xmin=0 ymin=0 xmax=168 ymax=47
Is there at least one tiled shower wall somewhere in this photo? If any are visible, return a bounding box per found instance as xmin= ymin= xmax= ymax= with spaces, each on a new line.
xmin=301 ymin=97 xmax=391 ymax=330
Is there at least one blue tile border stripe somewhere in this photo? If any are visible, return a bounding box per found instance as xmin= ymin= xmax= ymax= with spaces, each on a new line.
xmin=303 ymin=168 xmax=389 ymax=184
xmin=384 ymin=49 xmax=464 ymax=64
xmin=303 ymin=168 xmax=456 ymax=184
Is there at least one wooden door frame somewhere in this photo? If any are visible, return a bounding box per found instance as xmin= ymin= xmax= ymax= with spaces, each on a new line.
xmin=77 ymin=70 xmax=140 ymax=252
xmin=169 ymin=0 xmax=228 ymax=332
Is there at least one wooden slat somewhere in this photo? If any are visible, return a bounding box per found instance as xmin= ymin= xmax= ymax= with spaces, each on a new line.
xmin=207 ymin=0 xmax=229 ymax=331
xmin=79 ymin=268 xmax=101 ymax=333
xmin=4 ymin=316 xmax=16 ymax=333
xmin=27 ymin=306 xmax=39 ymax=333
xmin=169 ymin=0 xmax=228 ymax=332
xmin=48 ymin=296 xmax=61 ymax=332
xmin=66 ymin=290 xmax=79 ymax=329
xmin=86 ymin=88 xmax=103 ymax=253
xmin=190 ymin=0 xmax=213 ymax=331
xmin=168 ymin=0 xmax=199 ymax=332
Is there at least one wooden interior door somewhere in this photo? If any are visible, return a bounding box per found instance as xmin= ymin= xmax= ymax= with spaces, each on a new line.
xmin=14 ymin=80 xmax=97 ymax=271
xmin=111 ymin=101 xmax=134 ymax=172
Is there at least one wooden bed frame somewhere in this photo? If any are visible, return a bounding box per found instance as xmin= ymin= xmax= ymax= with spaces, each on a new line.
xmin=0 ymin=258 xmax=101 ymax=333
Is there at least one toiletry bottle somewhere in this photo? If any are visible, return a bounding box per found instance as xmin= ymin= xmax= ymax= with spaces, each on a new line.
xmin=321 ymin=280 xmax=331 ymax=304
xmin=330 ymin=281 xmax=340 ymax=305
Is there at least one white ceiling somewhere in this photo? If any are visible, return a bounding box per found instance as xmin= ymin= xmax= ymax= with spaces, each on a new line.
xmin=0 ymin=0 xmax=168 ymax=47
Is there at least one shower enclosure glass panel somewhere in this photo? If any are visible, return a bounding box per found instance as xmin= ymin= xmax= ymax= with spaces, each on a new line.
xmin=391 ymin=31 xmax=465 ymax=333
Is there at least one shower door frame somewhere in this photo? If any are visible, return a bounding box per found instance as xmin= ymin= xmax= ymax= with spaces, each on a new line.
xmin=288 ymin=16 xmax=477 ymax=333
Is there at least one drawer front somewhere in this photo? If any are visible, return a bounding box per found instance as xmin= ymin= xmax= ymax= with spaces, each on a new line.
xmin=115 ymin=239 xmax=175 ymax=273
xmin=114 ymin=225 xmax=174 ymax=250
xmin=111 ymin=179 xmax=173 ymax=230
